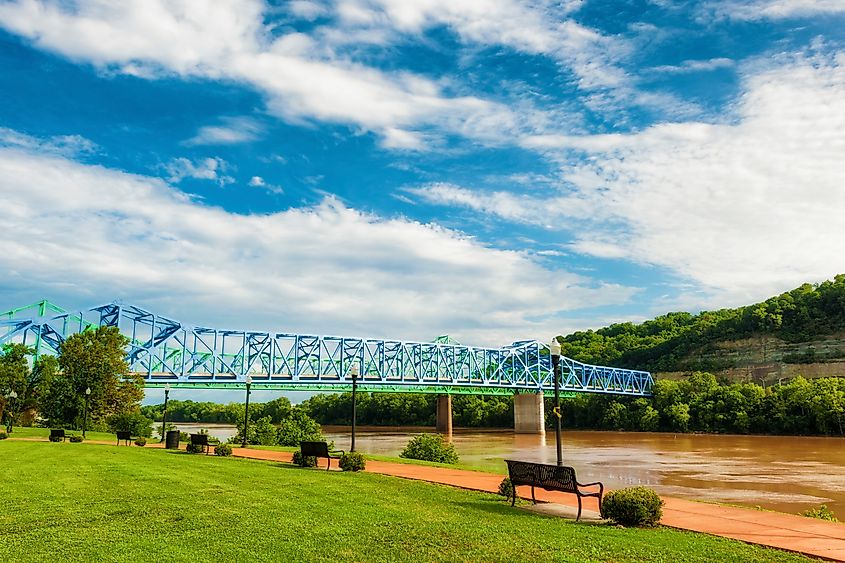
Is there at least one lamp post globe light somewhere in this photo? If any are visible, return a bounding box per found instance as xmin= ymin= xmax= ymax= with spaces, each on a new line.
xmin=83 ymin=387 xmax=91 ymax=438
xmin=242 ymin=376 xmax=253 ymax=448
xmin=5 ymin=390 xmax=18 ymax=433
xmin=161 ymin=383 xmax=171 ymax=443
xmin=350 ymin=364 xmax=359 ymax=453
xmin=550 ymin=339 xmax=563 ymax=466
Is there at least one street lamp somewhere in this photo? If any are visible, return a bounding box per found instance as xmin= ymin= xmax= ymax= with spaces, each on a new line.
xmin=160 ymin=383 xmax=171 ymax=443
xmin=350 ymin=364 xmax=359 ymax=452
xmin=550 ymin=339 xmax=563 ymax=466
xmin=241 ymin=376 xmax=253 ymax=448
xmin=83 ymin=387 xmax=91 ymax=438
xmin=5 ymin=390 xmax=18 ymax=433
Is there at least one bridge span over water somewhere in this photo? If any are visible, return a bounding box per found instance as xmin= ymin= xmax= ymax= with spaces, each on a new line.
xmin=1 ymin=300 xmax=653 ymax=399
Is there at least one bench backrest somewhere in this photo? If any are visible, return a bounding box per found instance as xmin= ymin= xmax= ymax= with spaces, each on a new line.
xmin=116 ymin=431 xmax=132 ymax=440
xmin=50 ymin=429 xmax=65 ymax=438
xmin=190 ymin=433 xmax=209 ymax=446
xmin=505 ymin=460 xmax=578 ymax=493
xmin=300 ymin=441 xmax=330 ymax=457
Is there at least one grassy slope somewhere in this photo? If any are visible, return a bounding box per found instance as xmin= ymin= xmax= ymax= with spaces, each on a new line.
xmin=0 ymin=442 xmax=811 ymax=563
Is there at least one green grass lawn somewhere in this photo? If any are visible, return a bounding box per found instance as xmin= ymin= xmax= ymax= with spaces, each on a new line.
xmin=0 ymin=441 xmax=811 ymax=563
xmin=6 ymin=426 xmax=123 ymax=442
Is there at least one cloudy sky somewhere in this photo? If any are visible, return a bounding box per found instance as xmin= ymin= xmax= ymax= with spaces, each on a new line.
xmin=2 ymin=0 xmax=844 ymax=353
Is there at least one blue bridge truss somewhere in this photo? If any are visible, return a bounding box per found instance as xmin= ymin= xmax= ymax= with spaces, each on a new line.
xmin=1 ymin=300 xmax=653 ymax=397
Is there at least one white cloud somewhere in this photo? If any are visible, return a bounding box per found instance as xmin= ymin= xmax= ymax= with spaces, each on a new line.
xmin=184 ymin=116 xmax=264 ymax=146
xmin=706 ymin=0 xmax=845 ymax=20
xmin=0 ymin=127 xmax=98 ymax=156
xmin=0 ymin=0 xmax=527 ymax=148
xmin=164 ymin=157 xmax=233 ymax=185
xmin=414 ymin=54 xmax=845 ymax=305
xmin=650 ymin=58 xmax=734 ymax=74
xmin=248 ymin=175 xmax=284 ymax=195
xmin=0 ymin=137 xmax=638 ymax=345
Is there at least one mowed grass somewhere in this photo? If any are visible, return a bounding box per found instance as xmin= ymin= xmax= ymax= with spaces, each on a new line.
xmin=0 ymin=442 xmax=811 ymax=563
xmin=7 ymin=426 xmax=122 ymax=442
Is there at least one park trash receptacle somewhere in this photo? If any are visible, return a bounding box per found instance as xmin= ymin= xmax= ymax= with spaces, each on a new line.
xmin=165 ymin=430 xmax=180 ymax=449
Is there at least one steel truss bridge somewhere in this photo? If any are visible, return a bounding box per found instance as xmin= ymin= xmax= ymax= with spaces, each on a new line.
xmin=1 ymin=300 xmax=653 ymax=397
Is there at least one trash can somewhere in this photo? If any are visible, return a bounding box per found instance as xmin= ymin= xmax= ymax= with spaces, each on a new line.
xmin=165 ymin=430 xmax=180 ymax=449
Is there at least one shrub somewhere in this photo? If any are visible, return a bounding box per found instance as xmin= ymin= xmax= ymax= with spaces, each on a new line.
xmin=135 ymin=437 xmax=147 ymax=447
xmin=602 ymin=487 xmax=664 ymax=526
xmin=69 ymin=435 xmax=83 ymax=443
xmin=399 ymin=434 xmax=459 ymax=464
xmin=803 ymin=504 xmax=838 ymax=522
xmin=277 ymin=409 xmax=324 ymax=446
xmin=498 ymin=477 xmax=514 ymax=500
xmin=339 ymin=452 xmax=366 ymax=472
xmin=0 ymin=431 xmax=7 ymax=440
xmin=292 ymin=450 xmax=317 ymax=467
xmin=107 ymin=412 xmax=153 ymax=438
xmin=185 ymin=442 xmax=204 ymax=454
xmin=215 ymin=443 xmax=233 ymax=457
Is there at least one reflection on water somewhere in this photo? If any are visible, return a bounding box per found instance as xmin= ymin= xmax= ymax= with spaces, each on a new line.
xmin=322 ymin=427 xmax=845 ymax=516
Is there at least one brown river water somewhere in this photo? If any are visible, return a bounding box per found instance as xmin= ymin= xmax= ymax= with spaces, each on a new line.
xmin=171 ymin=423 xmax=845 ymax=516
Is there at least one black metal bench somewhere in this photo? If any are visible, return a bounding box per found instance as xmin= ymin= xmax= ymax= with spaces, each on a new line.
xmin=116 ymin=431 xmax=134 ymax=446
xmin=190 ymin=433 xmax=220 ymax=455
xmin=50 ymin=429 xmax=66 ymax=442
xmin=299 ymin=441 xmax=345 ymax=470
xmin=504 ymin=459 xmax=604 ymax=521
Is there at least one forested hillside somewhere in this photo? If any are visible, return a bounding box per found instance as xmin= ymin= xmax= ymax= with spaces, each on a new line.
xmin=559 ymin=275 xmax=845 ymax=372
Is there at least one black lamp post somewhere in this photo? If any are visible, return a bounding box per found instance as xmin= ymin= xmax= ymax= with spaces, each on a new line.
xmin=160 ymin=383 xmax=171 ymax=442
xmin=83 ymin=387 xmax=91 ymax=438
xmin=550 ymin=339 xmax=563 ymax=466
xmin=350 ymin=364 xmax=359 ymax=452
xmin=241 ymin=376 xmax=253 ymax=448
xmin=5 ymin=390 xmax=17 ymax=433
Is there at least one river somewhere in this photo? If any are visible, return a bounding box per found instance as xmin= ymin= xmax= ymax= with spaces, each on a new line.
xmin=168 ymin=423 xmax=845 ymax=516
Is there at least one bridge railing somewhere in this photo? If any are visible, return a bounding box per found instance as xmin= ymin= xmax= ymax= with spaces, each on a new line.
xmin=1 ymin=300 xmax=654 ymax=396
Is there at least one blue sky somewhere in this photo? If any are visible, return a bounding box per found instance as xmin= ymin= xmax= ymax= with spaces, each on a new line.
xmin=2 ymin=0 xmax=845 ymax=364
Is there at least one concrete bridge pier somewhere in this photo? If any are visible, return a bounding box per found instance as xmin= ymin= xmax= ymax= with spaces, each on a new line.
xmin=514 ymin=392 xmax=545 ymax=434
xmin=436 ymin=394 xmax=453 ymax=435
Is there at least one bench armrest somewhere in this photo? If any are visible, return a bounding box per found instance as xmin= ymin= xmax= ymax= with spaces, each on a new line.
xmin=578 ymin=481 xmax=602 ymax=488
xmin=577 ymin=481 xmax=604 ymax=495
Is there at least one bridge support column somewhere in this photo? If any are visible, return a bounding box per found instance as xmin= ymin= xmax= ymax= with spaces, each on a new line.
xmin=514 ymin=392 xmax=545 ymax=434
xmin=436 ymin=394 xmax=452 ymax=435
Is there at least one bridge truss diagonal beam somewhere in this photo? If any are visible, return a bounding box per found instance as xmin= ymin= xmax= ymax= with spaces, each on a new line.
xmin=1 ymin=300 xmax=654 ymax=397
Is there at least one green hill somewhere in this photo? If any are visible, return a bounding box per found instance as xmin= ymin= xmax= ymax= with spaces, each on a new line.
xmin=559 ymin=275 xmax=845 ymax=380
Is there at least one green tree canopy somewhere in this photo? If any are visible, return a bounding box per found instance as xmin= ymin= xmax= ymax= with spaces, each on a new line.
xmin=42 ymin=326 xmax=143 ymax=428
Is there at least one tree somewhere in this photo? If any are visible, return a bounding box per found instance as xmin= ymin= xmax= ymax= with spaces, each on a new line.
xmin=42 ymin=326 xmax=143 ymax=427
xmin=1 ymin=344 xmax=55 ymax=430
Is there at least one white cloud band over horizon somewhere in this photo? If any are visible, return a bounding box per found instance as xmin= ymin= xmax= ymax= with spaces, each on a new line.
xmin=0 ymin=134 xmax=638 ymax=346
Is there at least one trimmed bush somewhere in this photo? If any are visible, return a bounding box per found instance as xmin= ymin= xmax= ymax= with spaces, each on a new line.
xmin=135 ymin=437 xmax=147 ymax=447
xmin=399 ymin=434 xmax=459 ymax=464
xmin=602 ymin=487 xmax=664 ymax=526
xmin=0 ymin=431 xmax=7 ymax=440
xmin=69 ymin=435 xmax=83 ymax=443
xmin=803 ymin=504 xmax=838 ymax=522
xmin=185 ymin=442 xmax=204 ymax=454
xmin=339 ymin=452 xmax=366 ymax=472
xmin=292 ymin=450 xmax=317 ymax=468
xmin=498 ymin=477 xmax=514 ymax=500
xmin=215 ymin=443 xmax=233 ymax=457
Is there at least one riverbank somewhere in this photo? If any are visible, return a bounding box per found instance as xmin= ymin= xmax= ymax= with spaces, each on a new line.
xmin=0 ymin=440 xmax=825 ymax=562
